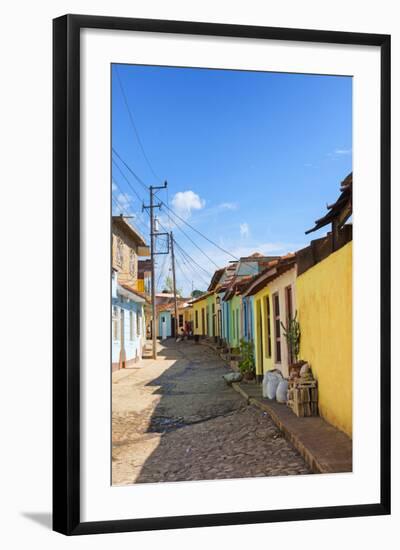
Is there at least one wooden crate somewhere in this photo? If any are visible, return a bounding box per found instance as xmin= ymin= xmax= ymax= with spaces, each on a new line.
xmin=287 ymin=378 xmax=318 ymax=417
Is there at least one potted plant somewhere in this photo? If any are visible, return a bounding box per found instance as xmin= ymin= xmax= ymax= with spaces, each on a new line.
xmin=281 ymin=311 xmax=301 ymax=366
xmin=238 ymin=339 xmax=256 ymax=381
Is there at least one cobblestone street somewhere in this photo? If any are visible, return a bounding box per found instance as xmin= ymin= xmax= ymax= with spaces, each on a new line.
xmin=112 ymin=339 xmax=311 ymax=485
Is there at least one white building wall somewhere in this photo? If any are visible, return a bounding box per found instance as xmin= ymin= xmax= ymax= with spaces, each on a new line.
xmin=268 ymin=267 xmax=297 ymax=378
xmin=112 ymin=298 xmax=144 ymax=367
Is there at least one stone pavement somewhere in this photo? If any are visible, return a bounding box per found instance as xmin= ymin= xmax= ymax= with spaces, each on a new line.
xmin=232 ymin=382 xmax=352 ymax=474
xmin=112 ymin=339 xmax=311 ymax=485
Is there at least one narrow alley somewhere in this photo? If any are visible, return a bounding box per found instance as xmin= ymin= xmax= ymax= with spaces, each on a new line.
xmin=112 ymin=339 xmax=311 ymax=485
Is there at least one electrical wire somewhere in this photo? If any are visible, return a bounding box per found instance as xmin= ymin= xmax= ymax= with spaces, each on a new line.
xmin=112 ymin=196 xmax=128 ymax=216
xmin=160 ymin=213 xmax=220 ymax=269
xmin=173 ymin=241 xmax=211 ymax=288
xmin=175 ymin=250 xmax=207 ymax=289
xmin=115 ymin=67 xmax=161 ymax=182
xmin=159 ymin=200 xmax=240 ymax=261
xmin=112 ymin=158 xmax=146 ymax=204
xmin=173 ymin=238 xmax=213 ymax=278
xmin=156 ymin=243 xmax=170 ymax=290
xmin=112 ymin=149 xmax=239 ymax=262
xmin=112 ymin=180 xmax=150 ymax=237
xmin=112 ymin=148 xmax=149 ymax=191
xmin=112 ymin=148 xmax=262 ymax=276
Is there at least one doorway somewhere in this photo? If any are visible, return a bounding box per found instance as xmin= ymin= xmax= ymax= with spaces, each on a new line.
xmin=256 ymin=300 xmax=263 ymax=373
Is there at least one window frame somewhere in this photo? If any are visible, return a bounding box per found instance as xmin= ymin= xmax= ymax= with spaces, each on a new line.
xmin=136 ymin=310 xmax=141 ymax=336
xmin=264 ymin=295 xmax=272 ymax=358
xmin=112 ymin=306 xmax=120 ymax=342
xmin=272 ymin=292 xmax=281 ymax=363
xmin=129 ymin=310 xmax=134 ymax=341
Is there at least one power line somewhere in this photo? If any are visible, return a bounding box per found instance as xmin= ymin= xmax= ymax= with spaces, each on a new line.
xmin=174 ymin=247 xmax=208 ymax=289
xmin=173 ymin=240 xmax=212 ymax=286
xmin=160 ymin=212 xmax=220 ymax=270
xmin=112 ymin=158 xmax=146 ymax=204
xmin=112 ymin=196 xmax=148 ymax=241
xmin=162 ymin=205 xmax=263 ymax=274
xmin=174 ymin=247 xmax=209 ymax=283
xmin=152 ymin=214 xmax=212 ymax=272
xmin=115 ymin=67 xmax=161 ymax=182
xmin=112 ymin=178 xmax=136 ymax=212
xmin=112 ymin=148 xmax=149 ymax=191
xmin=111 ymin=156 xmax=150 ymax=235
xmin=175 ymin=254 xmax=210 ymax=292
xmin=111 ymin=149 xmax=237 ymax=262
xmin=160 ymin=200 xmax=240 ymax=261
xmin=175 ymin=259 xmax=193 ymax=289
xmin=112 ymin=196 xmax=128 ymax=215
xmin=112 ymin=179 xmax=149 ymax=237
xmin=112 ymin=149 xmax=263 ymax=274
xmin=173 ymin=238 xmax=213 ymax=278
xmin=156 ymin=242 xmax=170 ymax=290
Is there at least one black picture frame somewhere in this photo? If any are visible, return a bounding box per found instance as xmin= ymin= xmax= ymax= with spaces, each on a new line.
xmin=53 ymin=14 xmax=391 ymax=535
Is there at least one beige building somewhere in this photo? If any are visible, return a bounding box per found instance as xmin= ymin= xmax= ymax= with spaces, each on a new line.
xmin=112 ymin=215 xmax=150 ymax=289
xmin=111 ymin=216 xmax=150 ymax=371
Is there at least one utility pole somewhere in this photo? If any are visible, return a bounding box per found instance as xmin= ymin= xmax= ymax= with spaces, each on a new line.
xmin=170 ymin=232 xmax=179 ymax=339
xmin=143 ymin=182 xmax=168 ymax=359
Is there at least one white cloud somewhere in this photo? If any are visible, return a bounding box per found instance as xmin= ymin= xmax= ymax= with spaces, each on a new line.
xmin=171 ymin=190 xmax=205 ymax=219
xmin=219 ymin=202 xmax=238 ymax=211
xmin=115 ymin=192 xmax=133 ymax=211
xmin=327 ymin=148 xmax=352 ymax=158
xmin=229 ymin=242 xmax=303 ymax=258
xmin=240 ymin=222 xmax=250 ymax=238
xmin=112 ymin=181 xmax=135 ymax=213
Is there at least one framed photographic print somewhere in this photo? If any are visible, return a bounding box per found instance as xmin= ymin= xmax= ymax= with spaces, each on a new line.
xmin=53 ymin=14 xmax=390 ymax=535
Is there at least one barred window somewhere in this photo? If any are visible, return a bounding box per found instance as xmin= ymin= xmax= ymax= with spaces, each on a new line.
xmin=129 ymin=311 xmax=135 ymax=341
xmin=136 ymin=311 xmax=141 ymax=336
xmin=129 ymin=249 xmax=137 ymax=278
xmin=115 ymin=237 xmax=124 ymax=267
xmin=112 ymin=307 xmax=120 ymax=341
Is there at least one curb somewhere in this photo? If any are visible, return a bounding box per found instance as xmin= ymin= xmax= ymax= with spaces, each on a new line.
xmin=200 ymin=339 xmax=232 ymax=365
xmin=231 ymin=382 xmax=250 ymax=404
xmin=231 ymin=383 xmax=328 ymax=474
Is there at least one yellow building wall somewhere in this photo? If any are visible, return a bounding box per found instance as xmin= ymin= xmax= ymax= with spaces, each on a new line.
xmin=177 ymin=306 xmax=193 ymax=326
xmin=185 ymin=307 xmax=193 ymax=324
xmin=253 ymin=287 xmax=274 ymax=377
xmin=192 ymin=297 xmax=208 ymax=335
xmin=206 ymin=294 xmax=214 ymax=337
xmin=136 ymin=279 xmax=145 ymax=292
xmin=213 ymin=294 xmax=221 ymax=337
xmin=296 ymin=242 xmax=352 ymax=437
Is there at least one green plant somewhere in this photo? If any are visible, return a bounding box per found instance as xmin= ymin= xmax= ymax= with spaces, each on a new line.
xmin=281 ymin=311 xmax=301 ymax=364
xmin=239 ymin=339 xmax=255 ymax=375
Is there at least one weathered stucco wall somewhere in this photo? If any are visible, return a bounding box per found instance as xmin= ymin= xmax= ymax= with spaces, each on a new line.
xmin=192 ymin=297 xmax=208 ymax=336
xmin=296 ymin=242 xmax=352 ymax=436
xmin=158 ymin=311 xmax=172 ymax=338
xmin=268 ymin=268 xmax=297 ymax=378
xmin=112 ymin=300 xmax=144 ymax=368
xmin=206 ymin=295 xmax=215 ymax=337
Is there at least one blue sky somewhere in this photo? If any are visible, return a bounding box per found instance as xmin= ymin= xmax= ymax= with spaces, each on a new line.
xmin=112 ymin=64 xmax=352 ymax=295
